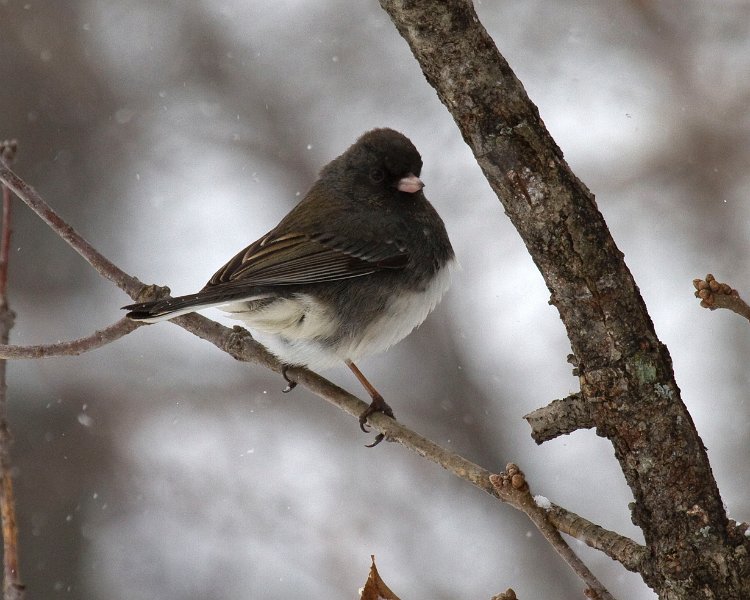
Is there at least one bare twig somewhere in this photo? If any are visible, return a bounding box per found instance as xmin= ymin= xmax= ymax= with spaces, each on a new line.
xmin=693 ymin=274 xmax=750 ymax=322
xmin=0 ymin=140 xmax=24 ymax=600
xmin=0 ymin=317 xmax=142 ymax=359
xmin=0 ymin=159 xmax=143 ymax=297
xmin=545 ymin=503 xmax=648 ymax=573
xmin=0 ymin=142 xmax=14 ymax=304
xmin=490 ymin=466 xmax=615 ymax=600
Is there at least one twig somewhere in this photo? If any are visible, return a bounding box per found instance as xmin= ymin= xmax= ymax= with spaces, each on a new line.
xmin=0 ymin=140 xmax=24 ymax=600
xmin=0 ymin=317 xmax=142 ymax=359
xmin=545 ymin=503 xmax=648 ymax=573
xmin=693 ymin=274 xmax=750 ymax=322
xmin=0 ymin=143 xmax=13 ymax=304
xmin=490 ymin=466 xmax=615 ymax=600
xmin=0 ymin=159 xmax=143 ymax=297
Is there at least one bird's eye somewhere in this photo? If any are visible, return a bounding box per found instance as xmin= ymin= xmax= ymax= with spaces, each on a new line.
xmin=369 ymin=168 xmax=385 ymax=183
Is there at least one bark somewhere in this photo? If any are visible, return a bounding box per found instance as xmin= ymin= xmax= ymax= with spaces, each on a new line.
xmin=379 ymin=0 xmax=750 ymax=597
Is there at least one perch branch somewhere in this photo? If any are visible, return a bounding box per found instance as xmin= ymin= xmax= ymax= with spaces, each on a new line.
xmin=0 ymin=105 xmax=646 ymax=598
xmin=186 ymin=319 xmax=646 ymax=583
xmin=0 ymin=157 xmax=647 ymax=581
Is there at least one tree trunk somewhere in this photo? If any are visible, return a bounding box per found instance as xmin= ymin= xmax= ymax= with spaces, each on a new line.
xmin=379 ymin=0 xmax=750 ymax=597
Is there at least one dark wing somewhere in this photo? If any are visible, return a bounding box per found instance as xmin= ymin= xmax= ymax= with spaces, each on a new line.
xmin=206 ymin=231 xmax=407 ymax=289
xmin=122 ymin=231 xmax=408 ymax=321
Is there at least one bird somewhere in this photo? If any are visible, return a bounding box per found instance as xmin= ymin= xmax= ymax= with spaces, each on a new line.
xmin=124 ymin=128 xmax=455 ymax=445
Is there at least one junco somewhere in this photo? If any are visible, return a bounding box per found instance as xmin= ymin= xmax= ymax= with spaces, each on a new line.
xmin=124 ymin=128 xmax=455 ymax=445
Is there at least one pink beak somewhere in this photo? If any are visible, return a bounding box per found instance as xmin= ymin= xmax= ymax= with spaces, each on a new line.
xmin=397 ymin=173 xmax=424 ymax=194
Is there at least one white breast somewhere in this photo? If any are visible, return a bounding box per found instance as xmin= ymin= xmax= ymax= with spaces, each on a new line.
xmin=341 ymin=257 xmax=457 ymax=362
xmin=226 ymin=258 xmax=457 ymax=371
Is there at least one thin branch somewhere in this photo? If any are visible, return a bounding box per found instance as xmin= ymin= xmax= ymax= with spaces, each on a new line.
xmin=0 ymin=143 xmax=13 ymax=304
xmin=0 ymin=159 xmax=143 ymax=297
xmin=693 ymin=274 xmax=750 ymax=322
xmin=0 ymin=140 xmax=24 ymax=600
xmin=490 ymin=466 xmax=615 ymax=600
xmin=0 ymin=317 xmax=143 ymax=359
xmin=545 ymin=503 xmax=649 ymax=573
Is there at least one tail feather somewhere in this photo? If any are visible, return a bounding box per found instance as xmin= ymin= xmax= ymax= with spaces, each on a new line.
xmin=124 ymin=290 xmax=262 ymax=323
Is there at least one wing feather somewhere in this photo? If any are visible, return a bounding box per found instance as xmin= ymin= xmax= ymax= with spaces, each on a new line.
xmin=206 ymin=230 xmax=407 ymax=288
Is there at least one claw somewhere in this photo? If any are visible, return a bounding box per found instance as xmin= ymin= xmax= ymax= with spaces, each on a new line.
xmin=365 ymin=433 xmax=385 ymax=448
xmin=357 ymin=394 xmax=395 ymax=446
xmin=281 ymin=366 xmax=297 ymax=393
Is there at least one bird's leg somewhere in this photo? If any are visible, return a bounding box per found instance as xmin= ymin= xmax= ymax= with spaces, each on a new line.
xmin=345 ymin=359 xmax=395 ymax=447
xmin=281 ymin=365 xmax=297 ymax=393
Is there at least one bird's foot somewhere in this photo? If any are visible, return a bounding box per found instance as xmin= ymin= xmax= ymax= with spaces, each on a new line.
xmin=359 ymin=394 xmax=395 ymax=448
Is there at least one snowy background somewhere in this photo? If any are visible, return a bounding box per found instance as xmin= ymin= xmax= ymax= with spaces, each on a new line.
xmin=2 ymin=1 xmax=750 ymax=598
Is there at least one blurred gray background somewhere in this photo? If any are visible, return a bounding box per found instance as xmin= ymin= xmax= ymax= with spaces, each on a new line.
xmin=1 ymin=1 xmax=749 ymax=598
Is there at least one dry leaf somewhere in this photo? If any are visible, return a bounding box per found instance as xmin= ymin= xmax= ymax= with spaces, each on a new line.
xmin=360 ymin=555 xmax=401 ymax=600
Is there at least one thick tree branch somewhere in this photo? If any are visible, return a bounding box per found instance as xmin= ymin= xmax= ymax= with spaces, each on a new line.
xmin=378 ymin=0 xmax=749 ymax=597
